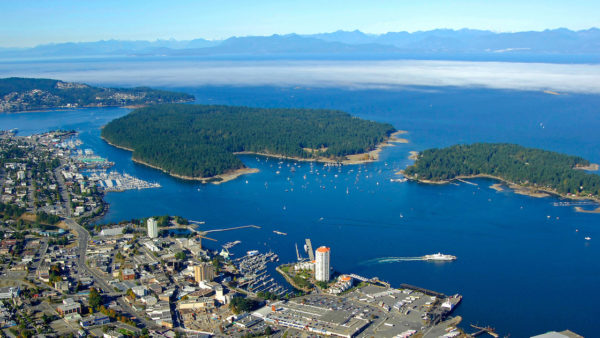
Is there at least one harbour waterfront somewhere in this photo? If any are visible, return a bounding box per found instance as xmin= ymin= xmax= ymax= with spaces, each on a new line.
xmin=2 ymin=86 xmax=600 ymax=336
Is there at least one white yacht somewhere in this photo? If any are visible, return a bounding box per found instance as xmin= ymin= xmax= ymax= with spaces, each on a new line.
xmin=423 ymin=253 xmax=457 ymax=261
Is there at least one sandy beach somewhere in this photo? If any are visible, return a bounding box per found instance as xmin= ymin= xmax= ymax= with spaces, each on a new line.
xmin=131 ymin=157 xmax=259 ymax=184
xmin=575 ymin=206 xmax=600 ymax=214
xmin=236 ymin=130 xmax=409 ymax=165
xmin=509 ymin=184 xmax=550 ymax=198
xmin=575 ymin=163 xmax=599 ymax=171
xmin=102 ymin=136 xmax=135 ymax=151
xmin=490 ymin=183 xmax=504 ymax=192
xmin=388 ymin=130 xmax=410 ymax=143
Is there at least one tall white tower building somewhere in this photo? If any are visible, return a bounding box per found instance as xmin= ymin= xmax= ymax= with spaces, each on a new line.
xmin=315 ymin=246 xmax=331 ymax=282
xmin=147 ymin=217 xmax=158 ymax=238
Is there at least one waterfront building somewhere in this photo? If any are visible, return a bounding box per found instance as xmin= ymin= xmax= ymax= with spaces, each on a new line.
xmin=315 ymin=246 xmax=331 ymax=282
xmin=194 ymin=262 xmax=215 ymax=283
xmin=294 ymin=260 xmax=315 ymax=271
xmin=328 ymin=275 xmax=353 ymax=294
xmin=147 ymin=217 xmax=158 ymax=238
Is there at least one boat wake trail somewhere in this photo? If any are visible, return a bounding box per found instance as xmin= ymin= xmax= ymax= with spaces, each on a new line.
xmin=360 ymin=257 xmax=424 ymax=265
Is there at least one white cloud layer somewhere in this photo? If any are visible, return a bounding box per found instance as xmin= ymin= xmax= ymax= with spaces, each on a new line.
xmin=4 ymin=60 xmax=600 ymax=94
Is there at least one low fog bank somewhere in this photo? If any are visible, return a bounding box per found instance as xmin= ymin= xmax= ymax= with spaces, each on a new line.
xmin=2 ymin=59 xmax=600 ymax=94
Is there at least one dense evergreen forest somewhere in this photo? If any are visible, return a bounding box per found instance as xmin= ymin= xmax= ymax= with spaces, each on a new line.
xmin=0 ymin=77 xmax=194 ymax=112
xmin=404 ymin=143 xmax=600 ymax=197
xmin=101 ymin=104 xmax=395 ymax=178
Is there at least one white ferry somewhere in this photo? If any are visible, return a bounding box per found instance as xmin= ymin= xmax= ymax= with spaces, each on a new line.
xmin=423 ymin=253 xmax=457 ymax=261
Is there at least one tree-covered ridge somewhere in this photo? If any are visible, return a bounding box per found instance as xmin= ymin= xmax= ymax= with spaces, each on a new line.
xmin=0 ymin=77 xmax=194 ymax=112
xmin=404 ymin=143 xmax=600 ymax=197
xmin=101 ymin=104 xmax=395 ymax=178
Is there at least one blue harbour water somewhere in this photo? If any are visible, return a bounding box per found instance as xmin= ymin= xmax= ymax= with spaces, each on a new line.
xmin=2 ymin=86 xmax=600 ymax=337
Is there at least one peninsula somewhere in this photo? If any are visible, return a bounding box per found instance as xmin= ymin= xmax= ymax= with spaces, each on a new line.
xmin=101 ymin=104 xmax=396 ymax=181
xmin=403 ymin=143 xmax=600 ymax=201
xmin=0 ymin=77 xmax=194 ymax=113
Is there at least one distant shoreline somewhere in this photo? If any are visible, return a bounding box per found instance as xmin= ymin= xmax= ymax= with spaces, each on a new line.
xmin=1 ymin=106 xmax=127 ymax=115
xmin=103 ymin=130 xmax=408 ymax=184
xmin=0 ymin=99 xmax=194 ymax=114
xmin=401 ymin=172 xmax=600 ymax=204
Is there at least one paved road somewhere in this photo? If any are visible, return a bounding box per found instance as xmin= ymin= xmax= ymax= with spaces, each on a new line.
xmin=33 ymin=240 xmax=49 ymax=271
xmin=62 ymin=217 xmax=159 ymax=329
xmin=55 ymin=158 xmax=159 ymax=329
xmin=53 ymin=166 xmax=71 ymax=217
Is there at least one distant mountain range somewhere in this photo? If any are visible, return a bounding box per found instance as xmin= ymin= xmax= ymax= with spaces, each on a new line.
xmin=1 ymin=28 xmax=598 ymax=62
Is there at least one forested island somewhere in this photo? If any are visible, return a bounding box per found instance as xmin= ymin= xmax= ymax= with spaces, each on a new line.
xmin=0 ymin=77 xmax=194 ymax=113
xmin=404 ymin=143 xmax=600 ymax=200
xmin=101 ymin=104 xmax=396 ymax=182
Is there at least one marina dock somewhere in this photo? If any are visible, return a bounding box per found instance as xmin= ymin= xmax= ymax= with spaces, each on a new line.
xmin=232 ymin=251 xmax=291 ymax=298
xmin=92 ymin=171 xmax=161 ymax=192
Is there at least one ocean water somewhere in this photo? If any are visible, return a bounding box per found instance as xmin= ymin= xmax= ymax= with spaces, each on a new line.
xmin=2 ymin=86 xmax=600 ymax=337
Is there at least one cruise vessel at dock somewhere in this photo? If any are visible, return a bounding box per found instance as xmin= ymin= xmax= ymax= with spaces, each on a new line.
xmin=423 ymin=253 xmax=457 ymax=261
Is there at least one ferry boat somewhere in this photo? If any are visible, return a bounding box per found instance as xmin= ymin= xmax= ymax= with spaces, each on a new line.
xmin=585 ymin=236 xmax=591 ymax=240
xmin=423 ymin=253 xmax=457 ymax=261
xmin=247 ymin=250 xmax=259 ymax=257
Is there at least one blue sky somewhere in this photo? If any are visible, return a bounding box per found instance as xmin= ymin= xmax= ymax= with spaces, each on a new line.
xmin=0 ymin=0 xmax=598 ymax=47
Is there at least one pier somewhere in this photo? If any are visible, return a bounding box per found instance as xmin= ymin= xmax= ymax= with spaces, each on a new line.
xmin=469 ymin=324 xmax=498 ymax=337
xmin=400 ymin=284 xmax=446 ymax=298
xmin=204 ymin=224 xmax=261 ymax=233
xmin=457 ymin=178 xmax=478 ymax=186
xmin=161 ymin=225 xmax=217 ymax=242
xmin=347 ymin=274 xmax=369 ymax=282
xmin=553 ymin=201 xmax=599 ymax=207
